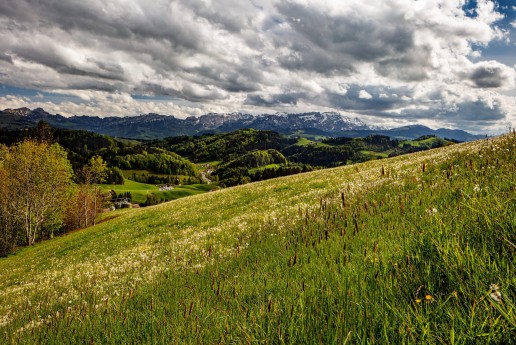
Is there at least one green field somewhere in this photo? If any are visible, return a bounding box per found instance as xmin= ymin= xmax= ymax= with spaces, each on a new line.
xmin=0 ymin=134 xmax=514 ymax=343
xmin=100 ymin=179 xmax=217 ymax=204
xmin=359 ymin=150 xmax=390 ymax=159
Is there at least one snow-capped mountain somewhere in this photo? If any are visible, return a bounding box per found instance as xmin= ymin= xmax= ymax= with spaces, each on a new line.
xmin=0 ymin=107 xmax=484 ymax=141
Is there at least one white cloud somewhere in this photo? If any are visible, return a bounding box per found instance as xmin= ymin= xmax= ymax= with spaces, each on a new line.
xmin=358 ymin=90 xmax=373 ymax=99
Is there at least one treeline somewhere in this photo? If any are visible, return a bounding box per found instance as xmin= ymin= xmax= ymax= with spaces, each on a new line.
xmin=113 ymin=151 xmax=199 ymax=176
xmin=151 ymin=131 xmax=449 ymax=169
xmin=251 ymin=164 xmax=314 ymax=181
xmin=283 ymin=144 xmax=354 ymax=167
xmin=0 ymin=123 xmax=124 ymax=174
xmin=128 ymin=173 xmax=201 ymax=185
xmin=0 ymin=140 xmax=108 ymax=256
xmin=0 ymin=123 xmax=201 ymax=184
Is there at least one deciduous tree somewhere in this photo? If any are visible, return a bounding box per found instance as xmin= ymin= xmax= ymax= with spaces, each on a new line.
xmin=3 ymin=140 xmax=74 ymax=245
xmin=81 ymin=155 xmax=107 ymax=226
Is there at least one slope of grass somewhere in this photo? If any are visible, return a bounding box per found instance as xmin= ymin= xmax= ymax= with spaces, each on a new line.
xmin=100 ymin=179 xmax=217 ymax=204
xmin=0 ymin=134 xmax=514 ymax=343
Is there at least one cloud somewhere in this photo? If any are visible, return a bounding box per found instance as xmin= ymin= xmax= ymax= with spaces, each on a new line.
xmin=358 ymin=90 xmax=373 ymax=100
xmin=0 ymin=92 xmax=205 ymax=118
xmin=0 ymin=0 xmax=514 ymax=133
xmin=468 ymin=61 xmax=515 ymax=88
xmin=245 ymin=92 xmax=304 ymax=106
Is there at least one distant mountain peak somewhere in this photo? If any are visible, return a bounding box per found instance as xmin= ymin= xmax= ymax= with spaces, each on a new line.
xmin=0 ymin=107 xmax=483 ymax=141
xmin=3 ymin=107 xmax=32 ymax=117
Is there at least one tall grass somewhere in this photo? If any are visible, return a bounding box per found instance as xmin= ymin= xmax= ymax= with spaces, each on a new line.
xmin=0 ymin=134 xmax=514 ymax=344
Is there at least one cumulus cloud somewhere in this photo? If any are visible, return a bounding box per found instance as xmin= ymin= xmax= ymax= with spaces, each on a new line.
xmin=358 ymin=90 xmax=373 ymax=100
xmin=0 ymin=0 xmax=514 ymax=132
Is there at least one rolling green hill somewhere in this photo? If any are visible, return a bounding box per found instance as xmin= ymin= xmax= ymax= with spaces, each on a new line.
xmin=0 ymin=134 xmax=514 ymax=343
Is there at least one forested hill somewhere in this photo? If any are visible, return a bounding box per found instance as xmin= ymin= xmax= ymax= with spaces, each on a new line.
xmin=145 ymin=129 xmax=296 ymax=162
xmin=145 ymin=129 xmax=456 ymax=163
xmin=144 ymin=128 xmax=458 ymax=186
xmin=0 ymin=125 xmax=457 ymax=188
xmin=0 ymin=125 xmax=201 ymax=182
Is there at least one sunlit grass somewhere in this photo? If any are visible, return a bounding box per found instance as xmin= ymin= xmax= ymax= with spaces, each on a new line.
xmin=0 ymin=134 xmax=514 ymax=343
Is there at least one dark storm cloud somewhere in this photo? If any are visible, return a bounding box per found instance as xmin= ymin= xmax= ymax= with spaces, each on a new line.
xmin=66 ymin=80 xmax=125 ymax=93
xmin=55 ymin=63 xmax=127 ymax=82
xmin=136 ymin=82 xmax=227 ymax=103
xmin=0 ymin=1 xmax=204 ymax=52
xmin=0 ymin=53 xmax=12 ymax=64
xmin=185 ymin=62 xmax=265 ymax=93
xmin=469 ymin=63 xmax=513 ymax=88
xmin=187 ymin=1 xmax=250 ymax=33
xmin=375 ymin=45 xmax=433 ymax=82
xmin=245 ymin=92 xmax=304 ymax=106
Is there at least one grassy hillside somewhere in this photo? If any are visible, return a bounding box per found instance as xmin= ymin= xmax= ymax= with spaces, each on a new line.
xmin=0 ymin=134 xmax=514 ymax=343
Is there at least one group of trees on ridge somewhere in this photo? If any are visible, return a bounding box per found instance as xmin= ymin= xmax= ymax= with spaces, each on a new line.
xmin=0 ymin=137 xmax=109 ymax=256
xmin=0 ymin=124 xmax=202 ymax=185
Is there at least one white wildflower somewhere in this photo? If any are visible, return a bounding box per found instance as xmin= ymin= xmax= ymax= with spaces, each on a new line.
xmin=489 ymin=284 xmax=502 ymax=303
xmin=426 ymin=208 xmax=438 ymax=216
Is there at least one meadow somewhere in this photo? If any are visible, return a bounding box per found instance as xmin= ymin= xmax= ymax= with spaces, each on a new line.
xmin=0 ymin=134 xmax=514 ymax=344
xmin=100 ymin=179 xmax=217 ymax=204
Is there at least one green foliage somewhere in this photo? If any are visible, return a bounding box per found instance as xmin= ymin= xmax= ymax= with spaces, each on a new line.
xmin=283 ymin=143 xmax=354 ymax=166
xmin=0 ymin=140 xmax=75 ymax=254
xmin=113 ymin=150 xmax=200 ymax=177
xmin=105 ymin=167 xmax=125 ymax=185
xmin=223 ymin=149 xmax=288 ymax=170
xmin=214 ymin=149 xmax=290 ymax=186
xmin=149 ymin=129 xmax=296 ymax=162
xmin=143 ymin=193 xmax=161 ymax=207
xmin=250 ymin=163 xmax=314 ymax=182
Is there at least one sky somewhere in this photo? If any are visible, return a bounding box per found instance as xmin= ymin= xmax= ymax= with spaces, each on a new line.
xmin=0 ymin=0 xmax=515 ymax=134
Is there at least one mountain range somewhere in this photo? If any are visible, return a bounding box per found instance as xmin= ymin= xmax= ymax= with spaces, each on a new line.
xmin=0 ymin=107 xmax=485 ymax=141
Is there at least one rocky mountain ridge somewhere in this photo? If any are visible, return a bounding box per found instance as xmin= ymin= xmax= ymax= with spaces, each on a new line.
xmin=0 ymin=107 xmax=484 ymax=141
